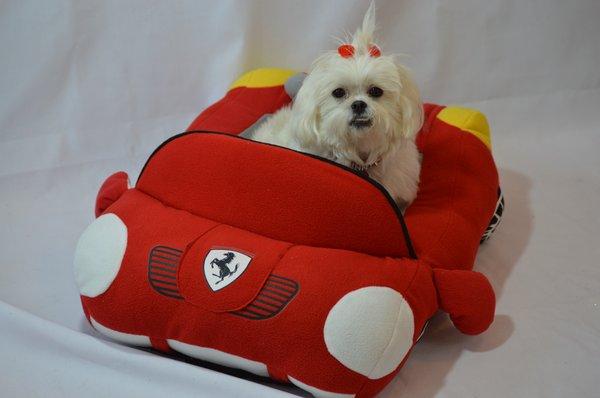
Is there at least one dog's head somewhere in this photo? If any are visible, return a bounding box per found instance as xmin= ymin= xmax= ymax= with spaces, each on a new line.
xmin=291 ymin=2 xmax=423 ymax=167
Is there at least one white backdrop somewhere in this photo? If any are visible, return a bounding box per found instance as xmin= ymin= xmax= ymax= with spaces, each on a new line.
xmin=1 ymin=1 xmax=599 ymax=397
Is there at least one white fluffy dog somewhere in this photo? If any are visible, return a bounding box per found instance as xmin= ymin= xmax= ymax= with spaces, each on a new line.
xmin=253 ymin=3 xmax=423 ymax=208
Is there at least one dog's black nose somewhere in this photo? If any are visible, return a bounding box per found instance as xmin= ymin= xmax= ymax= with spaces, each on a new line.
xmin=351 ymin=100 xmax=367 ymax=114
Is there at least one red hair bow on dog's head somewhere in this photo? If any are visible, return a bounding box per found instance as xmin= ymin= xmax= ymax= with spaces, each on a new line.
xmin=337 ymin=44 xmax=355 ymax=58
xmin=368 ymin=44 xmax=381 ymax=57
xmin=337 ymin=44 xmax=381 ymax=58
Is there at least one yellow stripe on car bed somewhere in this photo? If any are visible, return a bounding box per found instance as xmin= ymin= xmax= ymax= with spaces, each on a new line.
xmin=437 ymin=106 xmax=491 ymax=150
xmin=229 ymin=68 xmax=297 ymax=89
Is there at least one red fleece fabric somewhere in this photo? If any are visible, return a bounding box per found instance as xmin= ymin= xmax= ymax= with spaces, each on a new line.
xmin=405 ymin=104 xmax=499 ymax=270
xmin=83 ymin=188 xmax=439 ymax=396
xmin=432 ymin=268 xmax=496 ymax=335
xmin=137 ymin=133 xmax=412 ymax=258
xmin=83 ymin=78 xmax=500 ymax=397
xmin=188 ymin=86 xmax=292 ymax=134
xmin=94 ymin=171 xmax=128 ymax=217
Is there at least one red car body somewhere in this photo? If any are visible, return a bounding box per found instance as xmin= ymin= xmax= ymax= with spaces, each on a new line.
xmin=76 ymin=69 xmax=500 ymax=397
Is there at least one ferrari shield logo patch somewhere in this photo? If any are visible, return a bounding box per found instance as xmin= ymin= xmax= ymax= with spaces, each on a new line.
xmin=204 ymin=249 xmax=252 ymax=291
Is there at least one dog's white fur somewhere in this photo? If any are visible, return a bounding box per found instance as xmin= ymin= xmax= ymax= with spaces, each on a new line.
xmin=253 ymin=2 xmax=423 ymax=207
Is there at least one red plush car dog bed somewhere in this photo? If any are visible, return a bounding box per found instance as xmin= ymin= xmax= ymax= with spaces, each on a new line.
xmin=74 ymin=68 xmax=503 ymax=398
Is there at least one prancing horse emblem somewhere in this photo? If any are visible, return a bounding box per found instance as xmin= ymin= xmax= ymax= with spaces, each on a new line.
xmin=203 ymin=249 xmax=252 ymax=291
xmin=211 ymin=252 xmax=239 ymax=284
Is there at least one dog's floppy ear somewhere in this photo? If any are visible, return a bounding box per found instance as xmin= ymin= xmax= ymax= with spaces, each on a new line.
xmin=396 ymin=63 xmax=424 ymax=139
xmin=290 ymin=75 xmax=320 ymax=147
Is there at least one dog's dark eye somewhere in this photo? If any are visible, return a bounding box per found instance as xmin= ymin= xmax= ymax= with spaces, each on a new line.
xmin=332 ymin=88 xmax=346 ymax=98
xmin=368 ymin=86 xmax=384 ymax=98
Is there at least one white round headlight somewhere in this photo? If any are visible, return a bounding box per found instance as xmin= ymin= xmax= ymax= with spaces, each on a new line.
xmin=324 ymin=286 xmax=414 ymax=379
xmin=74 ymin=213 xmax=127 ymax=297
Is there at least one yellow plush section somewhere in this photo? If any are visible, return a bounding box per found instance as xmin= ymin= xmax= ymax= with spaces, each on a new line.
xmin=437 ymin=106 xmax=491 ymax=149
xmin=229 ymin=68 xmax=297 ymax=89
